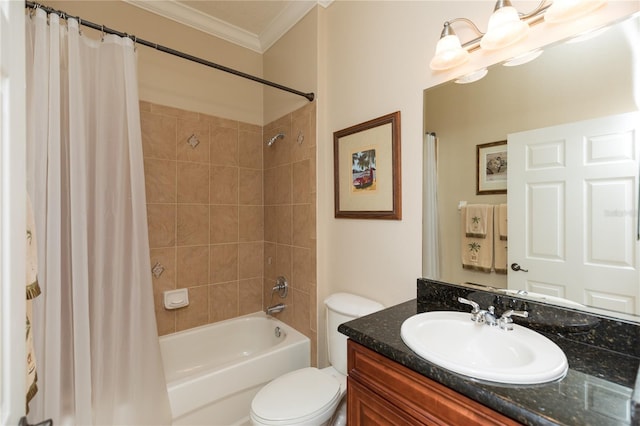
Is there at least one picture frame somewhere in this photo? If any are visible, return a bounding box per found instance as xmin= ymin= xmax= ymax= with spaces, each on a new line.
xmin=476 ymin=140 xmax=507 ymax=195
xmin=333 ymin=111 xmax=401 ymax=219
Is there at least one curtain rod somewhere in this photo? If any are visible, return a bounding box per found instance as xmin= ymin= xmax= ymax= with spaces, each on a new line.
xmin=25 ymin=1 xmax=315 ymax=102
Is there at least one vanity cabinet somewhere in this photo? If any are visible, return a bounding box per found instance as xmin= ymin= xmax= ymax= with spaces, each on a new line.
xmin=347 ymin=340 xmax=520 ymax=425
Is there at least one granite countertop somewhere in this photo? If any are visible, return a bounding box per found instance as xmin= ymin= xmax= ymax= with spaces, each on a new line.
xmin=339 ymin=280 xmax=640 ymax=426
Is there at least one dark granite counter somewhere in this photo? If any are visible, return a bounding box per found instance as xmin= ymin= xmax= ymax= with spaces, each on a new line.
xmin=338 ymin=279 xmax=640 ymax=426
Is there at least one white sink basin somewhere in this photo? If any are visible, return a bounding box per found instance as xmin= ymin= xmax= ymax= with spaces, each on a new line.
xmin=401 ymin=311 xmax=568 ymax=385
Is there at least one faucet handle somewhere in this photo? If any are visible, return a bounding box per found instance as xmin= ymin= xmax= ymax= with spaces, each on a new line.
xmin=498 ymin=309 xmax=529 ymax=331
xmin=457 ymin=297 xmax=480 ymax=312
xmin=458 ymin=297 xmax=484 ymax=322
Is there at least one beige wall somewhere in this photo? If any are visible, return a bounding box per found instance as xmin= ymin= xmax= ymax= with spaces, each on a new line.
xmin=44 ymin=1 xmax=264 ymax=124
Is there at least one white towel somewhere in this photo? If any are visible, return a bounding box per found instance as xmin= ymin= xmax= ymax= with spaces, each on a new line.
xmin=465 ymin=204 xmax=492 ymax=238
xmin=494 ymin=210 xmax=508 ymax=274
xmin=498 ymin=204 xmax=508 ymax=241
xmin=461 ymin=206 xmax=494 ymax=272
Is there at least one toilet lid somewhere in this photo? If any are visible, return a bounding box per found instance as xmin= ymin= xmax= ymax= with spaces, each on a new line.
xmin=251 ymin=367 xmax=342 ymax=424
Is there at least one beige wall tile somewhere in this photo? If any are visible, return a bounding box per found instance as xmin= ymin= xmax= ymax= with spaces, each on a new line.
xmin=203 ymin=115 xmax=238 ymax=130
xmin=276 ymin=205 xmax=292 ymax=245
xmin=210 ymin=166 xmax=238 ymax=205
xmin=150 ymin=247 xmax=176 ymax=336
xmin=144 ymin=158 xmax=176 ymax=204
xmin=147 ymin=204 xmax=176 ymax=248
xmin=291 ymin=112 xmax=311 ymax=163
xmin=177 ymin=118 xmax=210 ymax=163
xmin=210 ymin=243 xmax=238 ymax=283
xmin=239 ymin=205 xmax=264 ymax=243
xmin=141 ymin=111 xmax=177 ymax=160
xmin=177 ymin=245 xmax=209 ymax=288
xmin=264 ymin=206 xmax=277 ymax=243
xmin=177 ymin=204 xmax=209 ymax=246
xmin=292 ymin=160 xmax=311 ymax=204
xmin=238 ymin=242 xmax=263 ymax=280
xmin=264 ymin=242 xmax=277 ymax=281
xmin=274 ymin=164 xmax=292 ymax=205
xmin=263 ymin=168 xmax=276 ymax=206
xmin=239 ymin=168 xmax=263 ymax=205
xmin=176 ymin=286 xmax=209 ymax=331
xmin=154 ymin=292 xmax=175 ymax=336
xmin=292 ymin=247 xmax=312 ymax=293
xmin=209 ymin=281 xmax=239 ymax=322
xmin=211 ymin=125 xmax=239 ymax=166
xmin=177 ymin=162 xmax=209 ymax=204
xmin=210 ymin=205 xmax=238 ymax=244
xmin=292 ymin=288 xmax=311 ymax=336
xmin=292 ymin=204 xmax=312 ymax=248
xmin=139 ymin=100 xmax=152 ymax=112
xmin=239 ymin=122 xmax=261 ymax=133
xmin=239 ymin=129 xmax=263 ymax=169
xmin=275 ymin=244 xmax=292 ymax=284
xmin=239 ymin=278 xmax=263 ymax=315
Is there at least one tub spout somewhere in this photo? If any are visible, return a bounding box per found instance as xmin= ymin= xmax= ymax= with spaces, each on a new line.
xmin=266 ymin=303 xmax=286 ymax=315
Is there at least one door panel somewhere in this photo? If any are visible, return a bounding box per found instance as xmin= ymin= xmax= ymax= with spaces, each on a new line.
xmin=509 ymin=112 xmax=640 ymax=314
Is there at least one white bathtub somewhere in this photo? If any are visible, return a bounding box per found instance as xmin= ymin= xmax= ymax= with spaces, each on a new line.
xmin=160 ymin=311 xmax=310 ymax=425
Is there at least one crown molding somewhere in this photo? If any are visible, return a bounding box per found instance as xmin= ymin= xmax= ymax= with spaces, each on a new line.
xmin=124 ymin=0 xmax=263 ymax=53
xmin=260 ymin=1 xmax=318 ymax=52
xmin=124 ymin=0 xmax=330 ymax=54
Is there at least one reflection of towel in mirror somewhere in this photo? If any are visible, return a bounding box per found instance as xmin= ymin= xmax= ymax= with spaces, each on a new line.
xmin=498 ymin=204 xmax=508 ymax=241
xmin=465 ymin=204 xmax=492 ymax=238
xmin=461 ymin=206 xmax=494 ymax=272
xmin=494 ymin=210 xmax=508 ymax=274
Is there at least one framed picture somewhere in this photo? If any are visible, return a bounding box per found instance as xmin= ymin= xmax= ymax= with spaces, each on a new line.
xmin=333 ymin=111 xmax=401 ymax=219
xmin=477 ymin=140 xmax=507 ymax=195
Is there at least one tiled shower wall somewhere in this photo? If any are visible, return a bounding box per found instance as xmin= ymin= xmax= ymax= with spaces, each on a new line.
xmin=140 ymin=101 xmax=317 ymax=364
xmin=263 ymin=103 xmax=318 ymax=365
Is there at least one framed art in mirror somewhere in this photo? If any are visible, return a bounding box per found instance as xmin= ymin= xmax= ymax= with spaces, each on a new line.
xmin=477 ymin=140 xmax=507 ymax=195
xmin=334 ymin=111 xmax=401 ymax=219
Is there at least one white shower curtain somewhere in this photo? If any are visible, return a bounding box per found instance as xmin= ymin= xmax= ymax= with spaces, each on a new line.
xmin=25 ymin=10 xmax=171 ymax=425
xmin=422 ymin=133 xmax=441 ymax=280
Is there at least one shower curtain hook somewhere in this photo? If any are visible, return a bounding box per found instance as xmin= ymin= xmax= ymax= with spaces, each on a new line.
xmin=100 ymin=25 xmax=105 ymax=42
xmin=133 ymin=35 xmax=137 ymax=51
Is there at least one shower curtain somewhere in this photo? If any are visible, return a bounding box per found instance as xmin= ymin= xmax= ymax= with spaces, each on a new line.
xmin=423 ymin=133 xmax=441 ymax=279
xmin=25 ymin=10 xmax=171 ymax=425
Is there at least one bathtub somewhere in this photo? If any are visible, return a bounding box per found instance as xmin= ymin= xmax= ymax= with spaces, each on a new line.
xmin=159 ymin=311 xmax=310 ymax=425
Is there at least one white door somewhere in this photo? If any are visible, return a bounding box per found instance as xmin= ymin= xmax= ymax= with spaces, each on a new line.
xmin=508 ymin=112 xmax=640 ymax=315
xmin=0 ymin=0 xmax=27 ymax=423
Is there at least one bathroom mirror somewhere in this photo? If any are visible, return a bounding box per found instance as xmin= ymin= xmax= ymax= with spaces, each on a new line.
xmin=423 ymin=14 xmax=640 ymax=321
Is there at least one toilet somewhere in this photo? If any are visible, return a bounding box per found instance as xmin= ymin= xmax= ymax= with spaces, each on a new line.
xmin=250 ymin=293 xmax=384 ymax=426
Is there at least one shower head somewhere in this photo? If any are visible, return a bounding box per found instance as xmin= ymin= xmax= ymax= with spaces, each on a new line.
xmin=266 ymin=132 xmax=285 ymax=147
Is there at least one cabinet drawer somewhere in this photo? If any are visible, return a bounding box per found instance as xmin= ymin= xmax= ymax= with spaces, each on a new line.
xmin=347 ymin=340 xmax=520 ymax=426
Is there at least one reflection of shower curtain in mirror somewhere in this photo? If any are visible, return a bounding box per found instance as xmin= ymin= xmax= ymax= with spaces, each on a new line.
xmin=423 ymin=133 xmax=440 ymax=279
xmin=25 ymin=10 xmax=171 ymax=425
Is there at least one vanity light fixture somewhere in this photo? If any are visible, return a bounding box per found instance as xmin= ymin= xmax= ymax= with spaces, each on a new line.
xmin=429 ymin=0 xmax=608 ymax=72
xmin=502 ymin=48 xmax=544 ymax=66
xmin=455 ymin=68 xmax=489 ymax=84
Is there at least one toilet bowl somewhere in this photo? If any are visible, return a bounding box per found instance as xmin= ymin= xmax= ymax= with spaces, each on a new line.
xmin=250 ymin=367 xmax=346 ymax=426
xmin=250 ymin=293 xmax=383 ymax=426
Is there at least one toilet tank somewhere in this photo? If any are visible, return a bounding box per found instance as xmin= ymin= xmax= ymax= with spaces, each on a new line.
xmin=324 ymin=293 xmax=384 ymax=375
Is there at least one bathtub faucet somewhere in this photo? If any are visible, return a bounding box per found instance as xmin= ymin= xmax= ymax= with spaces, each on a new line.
xmin=266 ymin=303 xmax=286 ymax=315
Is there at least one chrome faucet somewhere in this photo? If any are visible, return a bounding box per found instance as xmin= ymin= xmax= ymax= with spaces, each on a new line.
xmin=497 ymin=309 xmax=529 ymax=331
xmin=266 ymin=303 xmax=286 ymax=315
xmin=458 ymin=297 xmax=528 ymax=331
